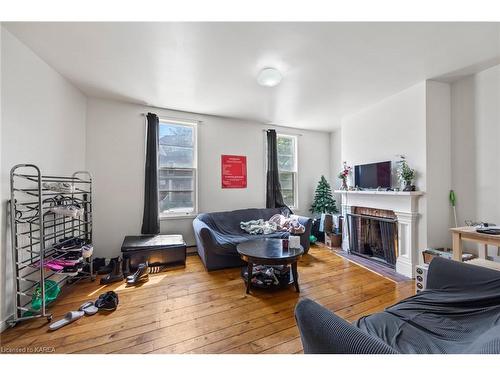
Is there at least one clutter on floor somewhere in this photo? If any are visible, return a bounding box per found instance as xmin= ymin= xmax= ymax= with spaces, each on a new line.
xmin=100 ymin=257 xmax=124 ymax=285
xmin=95 ymin=291 xmax=120 ymax=311
xmin=49 ymin=311 xmax=84 ymax=331
xmin=126 ymin=263 xmax=149 ymax=286
xmin=48 ymin=291 xmax=120 ymax=331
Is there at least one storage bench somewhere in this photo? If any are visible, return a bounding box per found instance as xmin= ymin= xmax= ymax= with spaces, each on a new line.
xmin=121 ymin=234 xmax=186 ymax=273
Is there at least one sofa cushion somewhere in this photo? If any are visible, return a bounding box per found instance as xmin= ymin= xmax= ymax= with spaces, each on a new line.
xmin=356 ymin=288 xmax=500 ymax=354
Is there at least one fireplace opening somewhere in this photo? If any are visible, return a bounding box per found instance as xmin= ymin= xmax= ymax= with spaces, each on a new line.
xmin=347 ymin=207 xmax=398 ymax=268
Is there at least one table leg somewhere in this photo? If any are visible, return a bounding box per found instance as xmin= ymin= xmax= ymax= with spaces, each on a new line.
xmin=452 ymin=232 xmax=463 ymax=261
xmin=291 ymin=261 xmax=300 ymax=293
xmin=246 ymin=262 xmax=253 ymax=294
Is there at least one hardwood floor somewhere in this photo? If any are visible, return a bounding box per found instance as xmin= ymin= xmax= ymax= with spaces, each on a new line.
xmin=0 ymin=245 xmax=414 ymax=354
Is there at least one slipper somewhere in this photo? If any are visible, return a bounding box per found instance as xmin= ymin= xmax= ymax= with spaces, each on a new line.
xmin=33 ymin=260 xmax=64 ymax=271
xmin=79 ymin=301 xmax=98 ymax=316
xmin=48 ymin=310 xmax=84 ymax=331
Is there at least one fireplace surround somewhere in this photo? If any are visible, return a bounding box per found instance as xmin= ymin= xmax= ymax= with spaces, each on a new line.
xmin=335 ymin=190 xmax=423 ymax=277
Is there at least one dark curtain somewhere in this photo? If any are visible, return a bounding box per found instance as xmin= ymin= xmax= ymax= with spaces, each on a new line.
xmin=266 ymin=129 xmax=287 ymax=209
xmin=141 ymin=112 xmax=160 ymax=235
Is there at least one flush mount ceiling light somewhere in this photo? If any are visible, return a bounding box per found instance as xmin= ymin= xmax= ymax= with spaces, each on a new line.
xmin=257 ymin=67 xmax=282 ymax=87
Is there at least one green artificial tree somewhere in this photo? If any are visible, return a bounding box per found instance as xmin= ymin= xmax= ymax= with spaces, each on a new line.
xmin=310 ymin=176 xmax=338 ymax=215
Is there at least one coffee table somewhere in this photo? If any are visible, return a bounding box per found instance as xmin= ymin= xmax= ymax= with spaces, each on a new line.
xmin=236 ymin=238 xmax=304 ymax=294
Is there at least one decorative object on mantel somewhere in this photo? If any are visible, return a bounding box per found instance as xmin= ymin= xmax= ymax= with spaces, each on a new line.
xmin=337 ymin=162 xmax=352 ymax=190
xmin=396 ymin=156 xmax=416 ymax=191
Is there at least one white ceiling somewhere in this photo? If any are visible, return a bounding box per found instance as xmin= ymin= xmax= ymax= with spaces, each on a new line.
xmin=5 ymin=22 xmax=500 ymax=131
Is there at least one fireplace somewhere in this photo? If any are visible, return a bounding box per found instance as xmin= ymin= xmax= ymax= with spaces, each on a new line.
xmin=347 ymin=207 xmax=398 ymax=268
xmin=336 ymin=189 xmax=423 ymax=277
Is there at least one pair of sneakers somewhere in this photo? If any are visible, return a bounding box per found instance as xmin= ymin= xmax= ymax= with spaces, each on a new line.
xmin=126 ymin=263 xmax=149 ymax=286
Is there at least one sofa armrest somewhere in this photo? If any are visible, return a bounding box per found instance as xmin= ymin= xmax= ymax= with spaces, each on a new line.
xmin=427 ymin=257 xmax=500 ymax=291
xmin=295 ymin=298 xmax=398 ymax=354
xmin=193 ymin=218 xmax=216 ymax=244
xmin=291 ymin=215 xmax=312 ymax=252
xmin=293 ymin=214 xmax=312 ymax=230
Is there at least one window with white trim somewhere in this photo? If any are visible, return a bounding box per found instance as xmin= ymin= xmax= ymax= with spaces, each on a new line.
xmin=277 ymin=134 xmax=298 ymax=208
xmin=158 ymin=120 xmax=197 ymax=217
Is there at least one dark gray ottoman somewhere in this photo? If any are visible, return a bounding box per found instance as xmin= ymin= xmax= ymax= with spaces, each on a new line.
xmin=121 ymin=234 xmax=186 ymax=273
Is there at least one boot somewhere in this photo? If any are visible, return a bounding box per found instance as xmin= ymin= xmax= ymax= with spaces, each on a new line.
xmin=100 ymin=258 xmax=124 ymax=285
xmin=126 ymin=263 xmax=149 ymax=286
xmin=93 ymin=257 xmax=106 ymax=274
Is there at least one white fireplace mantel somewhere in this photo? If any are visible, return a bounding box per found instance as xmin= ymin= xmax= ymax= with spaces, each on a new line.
xmin=335 ymin=190 xmax=424 ymax=278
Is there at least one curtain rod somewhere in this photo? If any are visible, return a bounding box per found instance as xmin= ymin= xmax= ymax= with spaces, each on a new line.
xmin=141 ymin=113 xmax=201 ymax=125
xmin=263 ymin=129 xmax=303 ymax=137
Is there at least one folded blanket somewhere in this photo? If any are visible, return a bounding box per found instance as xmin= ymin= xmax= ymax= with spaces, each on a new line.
xmin=240 ymin=214 xmax=305 ymax=235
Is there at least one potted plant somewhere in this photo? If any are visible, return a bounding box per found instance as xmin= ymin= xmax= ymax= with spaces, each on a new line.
xmin=337 ymin=162 xmax=352 ymax=190
xmin=397 ymin=156 xmax=416 ymax=191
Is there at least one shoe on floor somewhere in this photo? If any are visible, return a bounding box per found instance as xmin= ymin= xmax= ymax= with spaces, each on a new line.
xmin=100 ymin=258 xmax=124 ymax=285
xmin=126 ymin=263 xmax=149 ymax=286
xmin=96 ymin=257 xmax=118 ymax=275
xmin=79 ymin=301 xmax=98 ymax=316
xmin=48 ymin=311 xmax=84 ymax=331
xmin=95 ymin=291 xmax=119 ymax=311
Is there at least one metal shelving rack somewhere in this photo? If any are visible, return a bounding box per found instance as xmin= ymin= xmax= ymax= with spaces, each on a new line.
xmin=8 ymin=164 xmax=94 ymax=327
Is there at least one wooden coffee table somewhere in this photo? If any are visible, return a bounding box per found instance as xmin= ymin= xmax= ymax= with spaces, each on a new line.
xmin=236 ymin=238 xmax=304 ymax=294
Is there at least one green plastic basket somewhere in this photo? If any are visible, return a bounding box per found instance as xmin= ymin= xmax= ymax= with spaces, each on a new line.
xmin=31 ymin=279 xmax=61 ymax=311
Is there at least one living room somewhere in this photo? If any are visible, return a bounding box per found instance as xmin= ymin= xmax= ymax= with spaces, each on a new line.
xmin=1 ymin=0 xmax=500 ymax=371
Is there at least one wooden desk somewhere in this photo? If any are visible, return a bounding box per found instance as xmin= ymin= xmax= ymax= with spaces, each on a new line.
xmin=451 ymin=227 xmax=500 ymax=261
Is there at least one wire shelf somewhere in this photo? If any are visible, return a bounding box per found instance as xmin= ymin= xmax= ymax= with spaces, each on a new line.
xmin=7 ymin=164 xmax=95 ymax=328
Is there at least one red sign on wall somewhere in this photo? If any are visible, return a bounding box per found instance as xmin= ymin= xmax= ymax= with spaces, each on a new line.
xmin=221 ymin=155 xmax=247 ymax=189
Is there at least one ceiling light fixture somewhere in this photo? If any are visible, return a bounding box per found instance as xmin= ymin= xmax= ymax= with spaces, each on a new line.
xmin=257 ymin=67 xmax=282 ymax=87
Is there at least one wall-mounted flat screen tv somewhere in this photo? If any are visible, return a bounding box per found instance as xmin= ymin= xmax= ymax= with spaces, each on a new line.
xmin=354 ymin=161 xmax=392 ymax=189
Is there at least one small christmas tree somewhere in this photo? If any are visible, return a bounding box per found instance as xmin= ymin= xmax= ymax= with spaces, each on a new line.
xmin=310 ymin=176 xmax=338 ymax=215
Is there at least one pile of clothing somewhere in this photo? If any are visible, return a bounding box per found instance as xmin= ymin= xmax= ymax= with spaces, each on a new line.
xmin=243 ymin=265 xmax=291 ymax=287
xmin=240 ymin=214 xmax=305 ymax=235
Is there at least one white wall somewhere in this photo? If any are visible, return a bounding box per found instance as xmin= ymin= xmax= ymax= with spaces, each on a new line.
xmin=451 ymin=64 xmax=500 ymax=257
xmin=340 ymin=82 xmax=429 ymax=251
xmin=86 ymin=98 xmax=331 ymax=258
xmin=0 ymin=28 xmax=87 ymax=329
xmin=329 ymin=129 xmax=342 ymax=207
xmin=425 ymin=81 xmax=452 ymax=248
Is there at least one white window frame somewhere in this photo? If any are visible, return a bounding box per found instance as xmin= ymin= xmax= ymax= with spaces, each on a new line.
xmin=158 ymin=118 xmax=198 ymax=220
xmin=276 ymin=133 xmax=299 ymax=209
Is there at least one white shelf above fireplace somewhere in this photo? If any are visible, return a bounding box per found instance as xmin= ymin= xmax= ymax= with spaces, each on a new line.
xmin=334 ymin=190 xmax=424 ymax=196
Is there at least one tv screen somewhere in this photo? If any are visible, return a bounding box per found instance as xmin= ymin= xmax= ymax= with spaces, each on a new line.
xmin=354 ymin=161 xmax=392 ymax=189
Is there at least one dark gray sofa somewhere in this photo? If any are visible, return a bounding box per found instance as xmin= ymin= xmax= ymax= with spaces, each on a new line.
xmin=295 ymin=257 xmax=500 ymax=354
xmin=193 ymin=207 xmax=312 ymax=271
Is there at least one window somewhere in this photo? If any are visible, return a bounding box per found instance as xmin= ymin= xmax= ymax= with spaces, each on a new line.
xmin=277 ymin=134 xmax=298 ymax=208
xmin=158 ymin=120 xmax=197 ymax=217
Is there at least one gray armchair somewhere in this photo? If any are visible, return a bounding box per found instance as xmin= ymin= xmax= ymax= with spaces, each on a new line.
xmin=295 ymin=257 xmax=500 ymax=354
